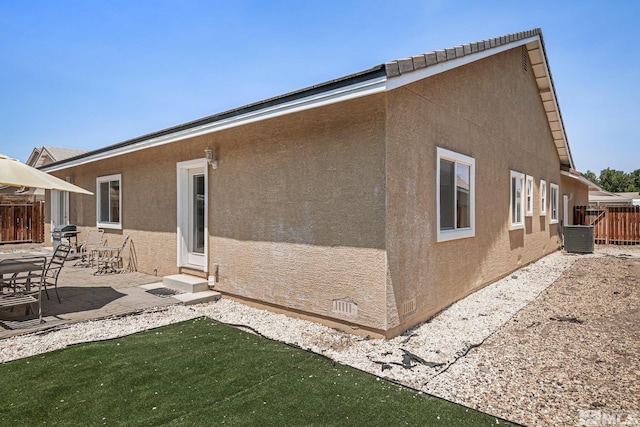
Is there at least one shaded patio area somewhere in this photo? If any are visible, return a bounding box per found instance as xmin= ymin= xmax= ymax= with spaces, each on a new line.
xmin=0 ymin=246 xmax=178 ymax=339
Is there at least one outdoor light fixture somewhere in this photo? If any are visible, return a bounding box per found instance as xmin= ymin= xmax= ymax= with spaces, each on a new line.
xmin=204 ymin=146 xmax=218 ymax=169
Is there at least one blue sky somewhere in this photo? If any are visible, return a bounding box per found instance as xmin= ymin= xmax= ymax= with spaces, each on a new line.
xmin=1 ymin=0 xmax=638 ymax=174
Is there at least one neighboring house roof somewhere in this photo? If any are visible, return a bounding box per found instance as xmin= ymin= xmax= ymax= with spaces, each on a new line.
xmin=43 ymin=28 xmax=576 ymax=173
xmin=0 ymin=146 xmax=88 ymax=196
xmin=26 ymin=146 xmax=88 ymax=168
xmin=589 ymin=190 xmax=635 ymax=205
xmin=617 ymin=192 xmax=640 ymax=200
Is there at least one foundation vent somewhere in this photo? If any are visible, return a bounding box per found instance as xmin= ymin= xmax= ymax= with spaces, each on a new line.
xmin=332 ymin=300 xmax=358 ymax=317
xmin=522 ymin=47 xmax=529 ymax=73
xmin=402 ymin=298 xmax=417 ymax=316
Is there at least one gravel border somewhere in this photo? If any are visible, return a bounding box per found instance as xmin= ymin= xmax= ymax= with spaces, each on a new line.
xmin=1 ymin=245 xmax=638 ymax=425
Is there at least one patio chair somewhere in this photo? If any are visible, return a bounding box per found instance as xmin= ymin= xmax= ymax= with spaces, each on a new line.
xmin=10 ymin=244 xmax=72 ymax=304
xmin=92 ymin=235 xmax=131 ymax=275
xmin=41 ymin=243 xmax=72 ymax=303
xmin=0 ymin=255 xmax=48 ymax=319
xmin=74 ymin=229 xmax=105 ymax=267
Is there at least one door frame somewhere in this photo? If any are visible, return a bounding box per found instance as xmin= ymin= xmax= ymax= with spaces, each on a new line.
xmin=176 ymin=159 xmax=208 ymax=271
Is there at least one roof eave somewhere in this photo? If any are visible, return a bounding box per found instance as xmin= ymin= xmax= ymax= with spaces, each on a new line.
xmin=385 ymin=28 xmax=575 ymax=171
xmin=42 ymin=66 xmax=386 ymax=172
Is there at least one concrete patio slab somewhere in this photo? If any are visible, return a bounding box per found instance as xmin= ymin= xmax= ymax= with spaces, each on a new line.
xmin=0 ymin=248 xmax=185 ymax=339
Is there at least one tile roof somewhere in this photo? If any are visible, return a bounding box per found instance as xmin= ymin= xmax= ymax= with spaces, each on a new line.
xmin=384 ymin=29 xmax=542 ymax=77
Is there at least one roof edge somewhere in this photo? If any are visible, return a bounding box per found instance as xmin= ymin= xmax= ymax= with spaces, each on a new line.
xmin=43 ymin=65 xmax=386 ymax=171
xmin=384 ymin=28 xmax=542 ymax=77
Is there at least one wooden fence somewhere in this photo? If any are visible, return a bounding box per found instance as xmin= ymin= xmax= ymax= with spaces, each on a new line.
xmin=574 ymin=205 xmax=640 ymax=245
xmin=0 ymin=202 xmax=45 ymax=244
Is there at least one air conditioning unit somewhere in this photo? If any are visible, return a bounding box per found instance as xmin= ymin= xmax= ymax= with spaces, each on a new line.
xmin=564 ymin=225 xmax=594 ymax=253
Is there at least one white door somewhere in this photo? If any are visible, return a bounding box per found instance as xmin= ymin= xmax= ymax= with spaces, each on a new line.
xmin=51 ymin=190 xmax=69 ymax=228
xmin=177 ymin=160 xmax=207 ymax=270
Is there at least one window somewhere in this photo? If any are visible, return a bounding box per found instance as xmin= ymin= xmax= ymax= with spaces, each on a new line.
xmin=525 ymin=175 xmax=534 ymax=216
xmin=437 ymin=147 xmax=475 ymax=242
xmin=97 ymin=174 xmax=122 ymax=229
xmin=510 ymin=171 xmax=525 ymax=229
xmin=540 ymin=180 xmax=547 ymax=216
xmin=550 ymin=183 xmax=559 ymax=224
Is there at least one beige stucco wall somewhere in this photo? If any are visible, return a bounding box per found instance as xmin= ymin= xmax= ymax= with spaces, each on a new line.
xmin=48 ymin=132 xmax=211 ymax=276
xmin=49 ymin=95 xmax=390 ymax=332
xmin=43 ymin=45 xmax=585 ymax=337
xmin=384 ymin=46 xmax=569 ymax=335
xmin=207 ymin=96 xmax=388 ymax=330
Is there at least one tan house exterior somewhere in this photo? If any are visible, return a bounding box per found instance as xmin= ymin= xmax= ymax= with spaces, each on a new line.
xmin=42 ymin=28 xmax=589 ymax=337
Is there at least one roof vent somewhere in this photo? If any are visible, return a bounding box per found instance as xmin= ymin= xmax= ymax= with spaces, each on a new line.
xmin=522 ymin=47 xmax=529 ymax=73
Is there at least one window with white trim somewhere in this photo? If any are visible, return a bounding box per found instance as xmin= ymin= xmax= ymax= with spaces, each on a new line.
xmin=550 ymin=183 xmax=559 ymax=224
xmin=540 ymin=179 xmax=547 ymax=216
xmin=525 ymin=175 xmax=534 ymax=216
xmin=97 ymin=174 xmax=122 ymax=229
xmin=437 ymin=147 xmax=475 ymax=242
xmin=510 ymin=171 xmax=525 ymax=229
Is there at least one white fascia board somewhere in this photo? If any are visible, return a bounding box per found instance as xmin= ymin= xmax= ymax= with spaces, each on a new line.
xmin=43 ymin=75 xmax=387 ymax=172
xmin=386 ymin=36 xmax=541 ymax=91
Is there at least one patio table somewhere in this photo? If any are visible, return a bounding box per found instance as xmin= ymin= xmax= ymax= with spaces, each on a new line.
xmin=0 ymin=254 xmax=47 ymax=322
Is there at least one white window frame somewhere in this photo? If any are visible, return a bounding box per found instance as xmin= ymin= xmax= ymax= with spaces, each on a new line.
xmin=510 ymin=170 xmax=525 ymax=230
xmin=540 ymin=179 xmax=547 ymax=216
xmin=436 ymin=147 xmax=475 ymax=242
xmin=96 ymin=174 xmax=122 ymax=229
xmin=525 ymin=175 xmax=534 ymax=217
xmin=550 ymin=183 xmax=559 ymax=224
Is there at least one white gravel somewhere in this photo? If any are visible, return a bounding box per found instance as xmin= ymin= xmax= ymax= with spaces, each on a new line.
xmin=1 ymin=246 xmax=638 ymax=425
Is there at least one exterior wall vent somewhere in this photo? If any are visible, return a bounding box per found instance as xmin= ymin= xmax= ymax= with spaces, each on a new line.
xmin=331 ymin=299 xmax=358 ymax=317
xmin=402 ymin=298 xmax=417 ymax=316
xmin=522 ymin=47 xmax=529 ymax=73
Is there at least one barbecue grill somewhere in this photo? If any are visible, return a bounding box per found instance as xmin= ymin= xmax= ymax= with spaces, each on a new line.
xmin=52 ymin=224 xmax=79 ymax=251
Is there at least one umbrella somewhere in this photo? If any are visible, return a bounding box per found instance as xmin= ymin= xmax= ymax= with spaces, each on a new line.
xmin=0 ymin=152 xmax=93 ymax=195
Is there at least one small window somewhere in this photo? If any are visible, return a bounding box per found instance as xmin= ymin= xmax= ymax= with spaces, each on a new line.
xmin=437 ymin=147 xmax=475 ymax=242
xmin=97 ymin=174 xmax=122 ymax=229
xmin=525 ymin=175 xmax=534 ymax=217
xmin=510 ymin=171 xmax=525 ymax=229
xmin=550 ymin=183 xmax=559 ymax=224
xmin=540 ymin=180 xmax=547 ymax=216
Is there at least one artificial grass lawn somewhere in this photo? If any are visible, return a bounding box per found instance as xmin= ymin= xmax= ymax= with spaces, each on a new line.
xmin=0 ymin=318 xmax=514 ymax=426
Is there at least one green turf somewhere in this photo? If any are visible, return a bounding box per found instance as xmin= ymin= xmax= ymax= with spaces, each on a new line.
xmin=0 ymin=318 xmax=516 ymax=426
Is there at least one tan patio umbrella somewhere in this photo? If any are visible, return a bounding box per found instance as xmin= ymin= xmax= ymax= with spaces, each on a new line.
xmin=0 ymin=152 xmax=93 ymax=195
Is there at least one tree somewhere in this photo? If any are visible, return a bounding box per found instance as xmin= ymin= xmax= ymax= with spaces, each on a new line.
xmin=598 ymin=168 xmax=633 ymax=193
xmin=584 ymin=170 xmax=599 ymax=185
xmin=630 ymin=169 xmax=640 ymax=192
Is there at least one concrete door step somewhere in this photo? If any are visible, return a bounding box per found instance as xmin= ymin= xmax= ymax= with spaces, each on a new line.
xmin=140 ymin=282 xmax=221 ymax=306
xmin=172 ymin=290 xmax=221 ymax=305
xmin=162 ymin=274 xmax=209 ymax=293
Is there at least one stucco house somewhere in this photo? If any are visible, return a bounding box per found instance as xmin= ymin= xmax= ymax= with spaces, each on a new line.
xmin=42 ymin=28 xmax=589 ymax=338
